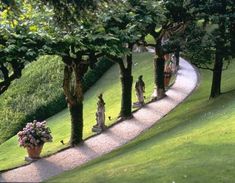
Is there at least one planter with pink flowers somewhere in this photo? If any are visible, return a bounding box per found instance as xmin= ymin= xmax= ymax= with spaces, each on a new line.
xmin=17 ymin=120 xmax=52 ymax=160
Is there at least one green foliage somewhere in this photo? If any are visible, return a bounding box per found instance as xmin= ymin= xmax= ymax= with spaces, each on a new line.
xmin=0 ymin=56 xmax=113 ymax=144
xmin=0 ymin=1 xmax=54 ymax=95
xmin=184 ymin=23 xmax=214 ymax=66
xmin=185 ymin=0 xmax=235 ymax=63
xmin=38 ymin=0 xmax=97 ymax=26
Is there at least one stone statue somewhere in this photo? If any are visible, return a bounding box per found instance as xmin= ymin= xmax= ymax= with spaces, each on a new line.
xmin=133 ymin=40 xmax=148 ymax=53
xmin=171 ymin=54 xmax=177 ymax=74
xmin=92 ymin=93 xmax=107 ymax=133
xmin=133 ymin=75 xmax=145 ymax=107
xmin=164 ymin=55 xmax=173 ymax=87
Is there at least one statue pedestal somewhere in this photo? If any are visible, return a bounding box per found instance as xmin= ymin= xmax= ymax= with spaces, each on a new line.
xmin=25 ymin=156 xmax=41 ymax=162
xmin=92 ymin=124 xmax=107 ymax=133
xmin=151 ymin=88 xmax=157 ymax=99
xmin=132 ymin=102 xmax=144 ymax=108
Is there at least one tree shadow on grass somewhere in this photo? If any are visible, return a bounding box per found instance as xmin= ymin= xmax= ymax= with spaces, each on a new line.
xmin=221 ymin=89 xmax=235 ymax=95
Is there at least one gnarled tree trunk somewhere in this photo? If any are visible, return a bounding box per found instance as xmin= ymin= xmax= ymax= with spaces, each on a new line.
xmin=210 ymin=14 xmax=226 ymax=99
xmin=120 ymin=69 xmax=133 ymax=118
xmin=118 ymin=47 xmax=133 ymax=119
xmin=69 ymin=101 xmax=83 ymax=145
xmin=0 ymin=61 xmax=24 ymax=95
xmin=153 ymin=39 xmax=165 ymax=99
xmin=210 ymin=49 xmax=223 ymax=98
xmin=63 ymin=58 xmax=88 ymax=146
xmin=175 ymin=47 xmax=180 ymax=67
xmin=155 ymin=56 xmax=165 ymax=99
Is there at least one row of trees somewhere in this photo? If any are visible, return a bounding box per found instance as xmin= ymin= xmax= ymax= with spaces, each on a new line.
xmin=0 ymin=0 xmax=234 ymax=145
xmin=185 ymin=0 xmax=235 ymax=98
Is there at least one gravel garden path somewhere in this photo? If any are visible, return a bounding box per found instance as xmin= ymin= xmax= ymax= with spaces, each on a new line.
xmin=0 ymin=58 xmax=199 ymax=182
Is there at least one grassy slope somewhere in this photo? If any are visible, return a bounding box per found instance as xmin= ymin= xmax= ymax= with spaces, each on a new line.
xmin=0 ymin=53 xmax=155 ymax=171
xmin=48 ymin=61 xmax=235 ymax=183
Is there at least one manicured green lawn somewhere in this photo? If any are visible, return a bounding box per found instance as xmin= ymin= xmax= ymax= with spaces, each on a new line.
xmin=0 ymin=53 xmax=155 ymax=171
xmin=47 ymin=60 xmax=235 ymax=183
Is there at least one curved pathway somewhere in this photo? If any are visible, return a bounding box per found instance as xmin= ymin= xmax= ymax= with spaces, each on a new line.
xmin=0 ymin=58 xmax=199 ymax=182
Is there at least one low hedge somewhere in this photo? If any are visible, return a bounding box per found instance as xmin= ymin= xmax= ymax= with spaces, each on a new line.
xmin=0 ymin=56 xmax=113 ymax=144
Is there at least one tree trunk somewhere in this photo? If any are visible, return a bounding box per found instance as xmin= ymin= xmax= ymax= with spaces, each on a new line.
xmin=63 ymin=62 xmax=85 ymax=146
xmin=153 ymin=38 xmax=165 ymax=99
xmin=120 ymin=72 xmax=133 ymax=118
xmin=210 ymin=8 xmax=226 ymax=99
xmin=156 ymin=57 xmax=165 ymax=99
xmin=69 ymin=101 xmax=83 ymax=145
xmin=118 ymin=47 xmax=133 ymax=119
xmin=153 ymin=56 xmax=157 ymax=83
xmin=0 ymin=62 xmax=23 ymax=95
xmin=230 ymin=15 xmax=235 ymax=56
xmin=210 ymin=50 xmax=223 ymax=98
xmin=175 ymin=47 xmax=180 ymax=67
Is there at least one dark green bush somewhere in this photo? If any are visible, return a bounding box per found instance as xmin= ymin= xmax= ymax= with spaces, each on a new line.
xmin=0 ymin=56 xmax=113 ymax=144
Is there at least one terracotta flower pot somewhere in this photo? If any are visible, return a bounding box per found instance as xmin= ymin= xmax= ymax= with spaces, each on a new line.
xmin=26 ymin=144 xmax=44 ymax=159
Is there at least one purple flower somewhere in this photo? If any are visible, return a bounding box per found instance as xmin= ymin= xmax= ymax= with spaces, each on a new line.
xmin=17 ymin=120 xmax=52 ymax=148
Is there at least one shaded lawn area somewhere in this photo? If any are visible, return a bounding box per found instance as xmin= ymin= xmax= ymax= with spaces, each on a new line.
xmin=0 ymin=52 xmax=155 ymax=171
xmin=47 ymin=60 xmax=235 ymax=183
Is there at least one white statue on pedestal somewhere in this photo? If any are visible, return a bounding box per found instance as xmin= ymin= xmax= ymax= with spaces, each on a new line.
xmin=133 ymin=75 xmax=145 ymax=107
xmin=92 ymin=93 xmax=106 ymax=133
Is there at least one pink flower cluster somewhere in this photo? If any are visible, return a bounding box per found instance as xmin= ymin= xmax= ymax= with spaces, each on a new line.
xmin=17 ymin=120 xmax=52 ymax=148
